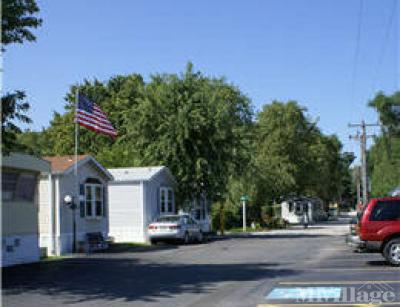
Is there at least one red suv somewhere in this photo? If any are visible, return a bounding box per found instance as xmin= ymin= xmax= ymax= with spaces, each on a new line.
xmin=353 ymin=197 xmax=400 ymax=265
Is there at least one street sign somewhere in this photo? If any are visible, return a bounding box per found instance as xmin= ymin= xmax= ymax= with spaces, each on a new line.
xmin=240 ymin=195 xmax=249 ymax=202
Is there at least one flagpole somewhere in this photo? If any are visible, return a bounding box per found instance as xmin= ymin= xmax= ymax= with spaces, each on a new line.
xmin=75 ymin=89 xmax=79 ymax=176
xmin=73 ymin=89 xmax=79 ymax=253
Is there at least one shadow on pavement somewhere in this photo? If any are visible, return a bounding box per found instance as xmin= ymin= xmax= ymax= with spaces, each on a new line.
xmin=103 ymin=242 xmax=178 ymax=253
xmin=2 ymin=258 xmax=296 ymax=304
xmin=212 ymin=234 xmax=328 ymax=241
xmin=366 ymin=260 xmax=389 ymax=266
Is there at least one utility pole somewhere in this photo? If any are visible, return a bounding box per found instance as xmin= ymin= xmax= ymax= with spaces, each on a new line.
xmin=356 ymin=166 xmax=361 ymax=207
xmin=349 ymin=120 xmax=379 ymax=206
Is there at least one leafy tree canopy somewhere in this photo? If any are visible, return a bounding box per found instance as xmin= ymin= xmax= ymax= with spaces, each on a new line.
xmin=2 ymin=91 xmax=32 ymax=154
xmin=369 ymin=91 xmax=400 ymax=136
xmin=1 ymin=0 xmax=42 ymax=48
xmin=2 ymin=0 xmax=42 ymax=155
xmin=368 ymin=91 xmax=400 ymax=196
xmin=39 ymin=74 xmax=145 ymax=166
xmin=124 ymin=63 xmax=253 ymax=202
xmin=26 ymin=64 xmax=253 ymax=205
xmin=253 ymin=101 xmax=350 ymax=205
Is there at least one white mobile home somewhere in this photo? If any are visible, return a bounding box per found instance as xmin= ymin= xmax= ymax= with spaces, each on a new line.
xmin=2 ymin=153 xmax=51 ymax=266
xmin=281 ymin=198 xmax=312 ymax=224
xmin=108 ymin=167 xmax=177 ymax=243
xmin=280 ymin=196 xmax=326 ymax=224
xmin=39 ymin=155 xmax=113 ymax=256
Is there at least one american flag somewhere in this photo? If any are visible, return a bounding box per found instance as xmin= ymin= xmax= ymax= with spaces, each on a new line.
xmin=75 ymin=94 xmax=117 ymax=138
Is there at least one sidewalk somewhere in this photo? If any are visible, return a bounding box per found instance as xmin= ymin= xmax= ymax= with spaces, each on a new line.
xmin=217 ymin=219 xmax=350 ymax=238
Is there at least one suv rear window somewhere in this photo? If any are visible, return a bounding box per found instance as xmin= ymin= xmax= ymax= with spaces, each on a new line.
xmin=369 ymin=200 xmax=400 ymax=221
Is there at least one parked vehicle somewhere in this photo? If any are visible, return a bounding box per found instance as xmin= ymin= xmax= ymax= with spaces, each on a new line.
xmin=390 ymin=187 xmax=400 ymax=197
xmin=346 ymin=217 xmax=363 ymax=252
xmin=148 ymin=214 xmax=204 ymax=245
xmin=346 ymin=197 xmax=400 ymax=265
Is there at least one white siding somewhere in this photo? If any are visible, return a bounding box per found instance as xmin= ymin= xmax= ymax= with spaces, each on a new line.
xmin=58 ymin=162 xmax=109 ymax=254
xmin=108 ymin=166 xmax=177 ymax=243
xmin=108 ymin=183 xmax=144 ymax=242
xmin=2 ymin=234 xmax=40 ymax=267
xmin=2 ymin=165 xmax=43 ymax=266
xmin=38 ymin=175 xmax=53 ymax=255
xmin=38 ymin=160 xmax=110 ymax=255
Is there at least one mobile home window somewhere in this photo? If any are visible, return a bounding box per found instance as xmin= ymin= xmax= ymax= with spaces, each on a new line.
xmin=15 ymin=174 xmax=36 ymax=201
xmin=85 ymin=185 xmax=93 ymax=216
xmin=95 ymin=186 xmax=103 ymax=216
xmin=2 ymin=172 xmax=35 ymax=201
xmin=2 ymin=172 xmax=18 ymax=201
xmin=160 ymin=187 xmax=174 ymax=214
xmin=167 ymin=189 xmax=173 ymax=212
xmin=84 ymin=183 xmax=103 ymax=218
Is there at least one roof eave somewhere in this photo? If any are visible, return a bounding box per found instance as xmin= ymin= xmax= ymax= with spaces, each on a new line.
xmin=62 ymin=156 xmax=114 ymax=180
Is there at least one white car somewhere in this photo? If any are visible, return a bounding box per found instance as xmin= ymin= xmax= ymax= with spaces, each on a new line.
xmin=148 ymin=214 xmax=204 ymax=245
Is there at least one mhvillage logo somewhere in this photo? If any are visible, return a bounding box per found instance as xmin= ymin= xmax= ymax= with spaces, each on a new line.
xmin=296 ymin=282 xmax=397 ymax=304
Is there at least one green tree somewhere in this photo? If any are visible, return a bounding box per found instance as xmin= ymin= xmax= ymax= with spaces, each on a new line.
xmin=2 ymin=0 xmax=42 ymax=154
xmin=254 ymin=101 xmax=315 ymax=200
xmin=307 ymin=134 xmax=349 ymax=203
xmin=35 ymin=74 xmax=145 ymax=165
xmin=16 ymin=129 xmax=46 ymax=155
xmin=1 ymin=91 xmax=32 ymax=154
xmin=1 ymin=0 xmax=42 ymax=48
xmin=369 ymin=91 xmax=400 ymax=136
xmin=124 ymin=63 xmax=253 ymax=204
xmin=32 ymin=63 xmax=253 ymax=210
xmin=368 ymin=92 xmax=400 ymax=196
xmin=253 ymin=101 xmax=350 ymax=211
xmin=369 ymin=136 xmax=400 ymax=196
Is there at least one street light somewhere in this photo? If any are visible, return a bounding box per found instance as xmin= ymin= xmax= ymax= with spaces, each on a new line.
xmin=63 ymin=194 xmax=77 ymax=253
xmin=64 ymin=195 xmax=73 ymax=205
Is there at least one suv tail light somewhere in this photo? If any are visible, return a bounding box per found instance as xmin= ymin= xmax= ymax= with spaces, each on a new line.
xmin=169 ymin=225 xmax=181 ymax=230
xmin=148 ymin=225 xmax=156 ymax=230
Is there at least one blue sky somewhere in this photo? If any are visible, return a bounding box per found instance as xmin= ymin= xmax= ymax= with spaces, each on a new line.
xmin=3 ymin=0 xmax=399 ymax=156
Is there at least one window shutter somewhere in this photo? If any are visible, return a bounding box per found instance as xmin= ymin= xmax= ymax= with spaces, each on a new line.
xmin=103 ymin=186 xmax=107 ymax=217
xmin=79 ymin=184 xmax=84 ymax=196
xmin=157 ymin=188 xmax=160 ymax=214
xmin=80 ymin=200 xmax=85 ymax=218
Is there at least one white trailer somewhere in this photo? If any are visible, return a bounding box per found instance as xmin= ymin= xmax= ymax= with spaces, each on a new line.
xmin=281 ymin=199 xmax=313 ymax=224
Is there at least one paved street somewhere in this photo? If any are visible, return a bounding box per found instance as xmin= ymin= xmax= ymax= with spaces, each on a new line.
xmin=3 ymin=221 xmax=400 ymax=307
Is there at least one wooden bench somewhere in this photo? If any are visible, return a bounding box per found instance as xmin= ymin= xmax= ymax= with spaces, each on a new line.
xmin=86 ymin=232 xmax=107 ymax=253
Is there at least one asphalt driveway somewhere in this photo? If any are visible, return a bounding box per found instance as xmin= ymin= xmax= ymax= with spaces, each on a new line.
xmin=3 ymin=222 xmax=400 ymax=307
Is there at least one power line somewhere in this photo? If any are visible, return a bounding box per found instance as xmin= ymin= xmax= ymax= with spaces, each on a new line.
xmin=370 ymin=0 xmax=398 ymax=97
xmin=350 ymin=0 xmax=364 ymax=106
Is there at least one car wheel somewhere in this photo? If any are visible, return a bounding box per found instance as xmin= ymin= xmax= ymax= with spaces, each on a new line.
xmin=183 ymin=232 xmax=190 ymax=245
xmin=197 ymin=231 xmax=203 ymax=243
xmin=383 ymin=238 xmax=400 ymax=266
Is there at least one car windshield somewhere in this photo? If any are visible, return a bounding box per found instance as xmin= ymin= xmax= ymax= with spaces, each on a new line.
xmin=156 ymin=216 xmax=181 ymax=223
